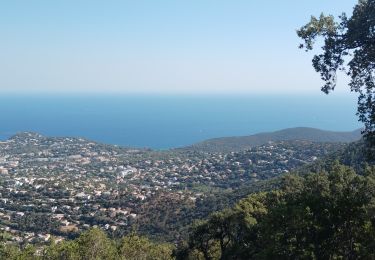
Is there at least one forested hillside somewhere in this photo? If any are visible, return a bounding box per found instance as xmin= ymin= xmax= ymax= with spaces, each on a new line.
xmin=178 ymin=163 xmax=375 ymax=259
xmin=183 ymin=127 xmax=361 ymax=153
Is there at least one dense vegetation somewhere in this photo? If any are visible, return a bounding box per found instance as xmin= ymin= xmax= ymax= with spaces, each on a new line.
xmin=0 ymin=228 xmax=173 ymax=260
xmin=182 ymin=127 xmax=361 ymax=153
xmin=180 ymin=163 xmax=375 ymax=259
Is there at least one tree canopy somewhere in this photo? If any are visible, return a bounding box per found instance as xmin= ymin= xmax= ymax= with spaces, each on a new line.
xmin=180 ymin=164 xmax=375 ymax=259
xmin=0 ymin=228 xmax=174 ymax=260
xmin=297 ymin=0 xmax=375 ymax=151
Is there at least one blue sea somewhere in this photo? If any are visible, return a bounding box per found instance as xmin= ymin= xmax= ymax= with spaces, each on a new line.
xmin=0 ymin=94 xmax=361 ymax=149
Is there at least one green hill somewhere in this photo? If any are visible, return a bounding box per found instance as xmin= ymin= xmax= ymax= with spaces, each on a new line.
xmin=181 ymin=127 xmax=362 ymax=153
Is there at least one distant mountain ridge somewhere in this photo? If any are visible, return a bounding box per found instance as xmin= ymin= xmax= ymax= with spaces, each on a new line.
xmin=182 ymin=127 xmax=363 ymax=153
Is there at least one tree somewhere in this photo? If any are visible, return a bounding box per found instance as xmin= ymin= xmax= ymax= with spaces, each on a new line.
xmin=42 ymin=239 xmax=80 ymax=260
xmin=183 ymin=164 xmax=375 ymax=259
xmin=0 ymin=244 xmax=21 ymax=260
xmin=119 ymin=232 xmax=173 ymax=260
xmin=76 ymin=228 xmax=118 ymax=260
xmin=297 ymin=0 xmax=375 ymax=153
xmin=188 ymin=220 xmax=220 ymax=260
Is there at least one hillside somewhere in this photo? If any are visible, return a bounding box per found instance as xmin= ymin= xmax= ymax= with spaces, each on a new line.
xmin=181 ymin=127 xmax=362 ymax=153
xmin=0 ymin=131 xmax=347 ymax=243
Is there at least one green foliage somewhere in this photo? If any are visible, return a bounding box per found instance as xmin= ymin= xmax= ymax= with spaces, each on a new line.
xmin=119 ymin=233 xmax=173 ymax=260
xmin=43 ymin=239 xmax=80 ymax=260
xmin=0 ymin=228 xmax=175 ymax=260
xmin=0 ymin=243 xmax=24 ymax=260
xmin=183 ymin=164 xmax=375 ymax=259
xmin=184 ymin=127 xmax=360 ymax=153
xmin=18 ymin=245 xmax=38 ymax=260
xmin=297 ymin=0 xmax=375 ymax=154
xmin=76 ymin=228 xmax=118 ymax=260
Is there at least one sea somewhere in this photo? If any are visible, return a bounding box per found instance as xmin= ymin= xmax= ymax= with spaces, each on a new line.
xmin=0 ymin=94 xmax=362 ymax=149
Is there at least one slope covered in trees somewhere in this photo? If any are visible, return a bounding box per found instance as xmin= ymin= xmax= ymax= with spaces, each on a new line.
xmin=0 ymin=229 xmax=174 ymax=260
xmin=179 ymin=163 xmax=375 ymax=259
xmin=182 ymin=127 xmax=361 ymax=153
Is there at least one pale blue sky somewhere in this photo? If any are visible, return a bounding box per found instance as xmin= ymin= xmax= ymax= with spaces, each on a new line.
xmin=0 ymin=0 xmax=357 ymax=94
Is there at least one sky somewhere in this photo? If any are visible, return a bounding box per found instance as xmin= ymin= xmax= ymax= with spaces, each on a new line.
xmin=0 ymin=0 xmax=358 ymax=95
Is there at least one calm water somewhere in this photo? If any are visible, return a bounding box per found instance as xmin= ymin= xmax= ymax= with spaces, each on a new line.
xmin=0 ymin=94 xmax=361 ymax=149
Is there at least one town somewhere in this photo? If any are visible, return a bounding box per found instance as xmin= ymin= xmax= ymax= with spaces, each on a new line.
xmin=0 ymin=132 xmax=346 ymax=243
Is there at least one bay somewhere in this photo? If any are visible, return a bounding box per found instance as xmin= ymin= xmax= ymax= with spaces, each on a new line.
xmin=0 ymin=94 xmax=361 ymax=149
